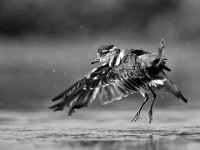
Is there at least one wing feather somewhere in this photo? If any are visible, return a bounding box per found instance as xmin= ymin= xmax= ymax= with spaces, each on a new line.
xmin=50 ymin=62 xmax=151 ymax=115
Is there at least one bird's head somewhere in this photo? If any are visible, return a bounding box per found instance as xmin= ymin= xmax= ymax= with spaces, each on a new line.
xmin=91 ymin=44 xmax=119 ymax=64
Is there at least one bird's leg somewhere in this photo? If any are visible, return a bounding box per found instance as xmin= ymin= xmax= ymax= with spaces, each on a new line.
xmin=131 ymin=93 xmax=148 ymax=122
xmin=148 ymin=87 xmax=157 ymax=123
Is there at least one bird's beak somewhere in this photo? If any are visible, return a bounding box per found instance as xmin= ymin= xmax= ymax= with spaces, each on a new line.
xmin=91 ymin=58 xmax=100 ymax=64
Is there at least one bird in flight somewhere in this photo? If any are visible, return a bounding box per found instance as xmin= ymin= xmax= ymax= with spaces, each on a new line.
xmin=50 ymin=39 xmax=187 ymax=123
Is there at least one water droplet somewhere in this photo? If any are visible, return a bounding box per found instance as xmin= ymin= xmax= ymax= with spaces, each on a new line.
xmin=64 ymin=72 xmax=67 ymax=75
xmin=52 ymin=69 xmax=56 ymax=73
xmin=186 ymin=42 xmax=190 ymax=45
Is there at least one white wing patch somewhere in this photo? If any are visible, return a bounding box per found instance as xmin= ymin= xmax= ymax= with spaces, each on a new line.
xmin=148 ymin=79 xmax=167 ymax=87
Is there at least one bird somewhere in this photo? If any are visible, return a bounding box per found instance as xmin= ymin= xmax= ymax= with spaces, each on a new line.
xmin=50 ymin=39 xmax=187 ymax=123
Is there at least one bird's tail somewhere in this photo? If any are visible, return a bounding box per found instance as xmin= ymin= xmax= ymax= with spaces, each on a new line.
xmin=156 ymin=39 xmax=165 ymax=66
xmin=163 ymin=79 xmax=188 ymax=103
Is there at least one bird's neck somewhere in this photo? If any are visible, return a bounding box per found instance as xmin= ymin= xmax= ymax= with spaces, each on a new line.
xmin=108 ymin=49 xmax=126 ymax=67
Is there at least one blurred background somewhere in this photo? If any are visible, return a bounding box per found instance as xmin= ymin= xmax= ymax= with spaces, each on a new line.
xmin=0 ymin=0 xmax=199 ymax=111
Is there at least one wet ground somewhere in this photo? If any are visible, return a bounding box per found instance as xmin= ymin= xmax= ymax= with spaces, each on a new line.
xmin=0 ymin=109 xmax=200 ymax=150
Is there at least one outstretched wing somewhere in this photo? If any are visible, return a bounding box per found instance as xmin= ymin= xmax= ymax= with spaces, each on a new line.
xmin=50 ymin=64 xmax=111 ymax=114
xmin=51 ymin=63 xmax=111 ymax=102
xmin=50 ymin=63 xmax=151 ymax=115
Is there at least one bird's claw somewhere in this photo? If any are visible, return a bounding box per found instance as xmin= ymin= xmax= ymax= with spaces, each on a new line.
xmin=131 ymin=111 xmax=140 ymax=122
xmin=148 ymin=109 xmax=153 ymax=123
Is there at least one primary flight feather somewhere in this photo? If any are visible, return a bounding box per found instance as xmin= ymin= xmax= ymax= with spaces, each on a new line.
xmin=50 ymin=39 xmax=187 ymax=123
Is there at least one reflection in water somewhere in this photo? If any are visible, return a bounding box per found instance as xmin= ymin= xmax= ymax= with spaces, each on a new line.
xmin=146 ymin=135 xmax=156 ymax=150
xmin=53 ymin=135 xmax=189 ymax=150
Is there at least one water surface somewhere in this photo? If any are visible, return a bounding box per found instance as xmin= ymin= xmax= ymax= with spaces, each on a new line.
xmin=0 ymin=109 xmax=200 ymax=150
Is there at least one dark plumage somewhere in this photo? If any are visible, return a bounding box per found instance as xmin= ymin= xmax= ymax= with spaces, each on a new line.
xmin=50 ymin=39 xmax=187 ymax=123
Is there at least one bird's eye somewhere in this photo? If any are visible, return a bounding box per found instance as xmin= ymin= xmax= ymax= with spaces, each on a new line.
xmin=99 ymin=50 xmax=110 ymax=56
xmin=114 ymin=48 xmax=120 ymax=53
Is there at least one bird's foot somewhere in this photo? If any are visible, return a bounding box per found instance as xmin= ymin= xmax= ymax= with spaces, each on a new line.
xmin=148 ymin=109 xmax=153 ymax=123
xmin=131 ymin=111 xmax=140 ymax=122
